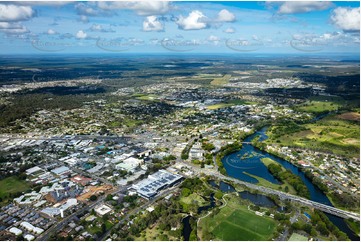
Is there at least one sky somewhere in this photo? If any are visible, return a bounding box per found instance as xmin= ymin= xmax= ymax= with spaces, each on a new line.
xmin=0 ymin=1 xmax=360 ymax=55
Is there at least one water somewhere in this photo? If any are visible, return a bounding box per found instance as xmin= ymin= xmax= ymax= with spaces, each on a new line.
xmin=239 ymin=191 xmax=278 ymax=208
xmin=222 ymin=128 xmax=281 ymax=184
xmin=198 ymin=193 xmax=216 ymax=214
xmin=182 ymin=216 xmax=191 ymax=241
xmin=208 ymin=180 xmax=236 ymax=193
xmin=222 ymin=127 xmax=359 ymax=240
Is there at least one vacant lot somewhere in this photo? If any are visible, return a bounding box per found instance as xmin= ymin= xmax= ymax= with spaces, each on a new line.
xmin=199 ymin=195 xmax=276 ymax=240
xmin=0 ymin=176 xmax=30 ymax=201
xmin=211 ymin=74 xmax=232 ymax=86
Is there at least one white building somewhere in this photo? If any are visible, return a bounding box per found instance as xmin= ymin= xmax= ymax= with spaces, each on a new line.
xmin=9 ymin=227 xmax=22 ymax=236
xmin=94 ymin=204 xmax=112 ymax=216
xmin=24 ymin=234 xmax=35 ymax=241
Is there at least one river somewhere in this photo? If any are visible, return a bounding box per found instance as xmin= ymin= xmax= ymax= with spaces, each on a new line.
xmin=222 ymin=127 xmax=359 ymax=241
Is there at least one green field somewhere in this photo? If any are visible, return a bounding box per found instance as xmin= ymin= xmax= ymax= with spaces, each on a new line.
xmin=180 ymin=193 xmax=207 ymax=206
xmin=0 ymin=176 xmax=30 ymax=201
xmin=199 ymin=195 xmax=277 ymax=240
xmin=210 ymin=74 xmax=232 ymax=86
xmin=207 ymin=99 xmax=252 ymax=110
xmin=296 ymin=96 xmax=344 ymax=114
xmin=268 ymin=114 xmax=360 ymax=158
xmin=288 ymin=233 xmax=308 ymax=241
xmin=243 ymin=171 xmax=297 ymax=195
xmin=132 ymin=93 xmax=159 ymax=101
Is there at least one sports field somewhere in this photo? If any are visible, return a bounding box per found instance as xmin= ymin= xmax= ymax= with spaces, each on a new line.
xmin=199 ymin=195 xmax=277 ymax=240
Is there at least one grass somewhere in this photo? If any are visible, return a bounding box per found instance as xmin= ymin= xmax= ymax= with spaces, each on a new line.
xmin=207 ymin=99 xmax=252 ymax=110
xmin=199 ymin=195 xmax=277 ymax=241
xmin=288 ymin=233 xmax=308 ymax=241
xmin=211 ymin=74 xmax=232 ymax=86
xmin=345 ymin=219 xmax=360 ymax=236
xmin=133 ymin=93 xmax=159 ymax=101
xmin=296 ymin=96 xmax=344 ymax=114
xmin=243 ymin=171 xmax=297 ymax=195
xmin=268 ymin=114 xmax=360 ymax=158
xmin=180 ymin=193 xmax=208 ymax=206
xmin=0 ymin=176 xmax=31 ymax=202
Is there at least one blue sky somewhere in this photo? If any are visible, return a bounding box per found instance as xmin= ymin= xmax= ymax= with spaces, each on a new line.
xmin=0 ymin=1 xmax=359 ymax=55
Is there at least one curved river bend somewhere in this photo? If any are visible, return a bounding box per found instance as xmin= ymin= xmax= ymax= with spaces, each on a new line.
xmin=222 ymin=127 xmax=359 ymax=241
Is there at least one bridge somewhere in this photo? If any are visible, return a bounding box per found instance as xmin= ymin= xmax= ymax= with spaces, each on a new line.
xmin=181 ymin=161 xmax=360 ymax=221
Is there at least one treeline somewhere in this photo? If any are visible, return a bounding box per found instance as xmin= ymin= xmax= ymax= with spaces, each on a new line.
xmin=0 ymin=93 xmax=96 ymax=128
xmin=267 ymin=163 xmax=310 ymax=199
xmin=269 ymin=120 xmax=307 ymax=140
xmin=215 ymin=142 xmax=242 ymax=175
xmin=304 ymin=170 xmax=328 ymax=193
xmin=311 ymin=210 xmax=349 ymax=240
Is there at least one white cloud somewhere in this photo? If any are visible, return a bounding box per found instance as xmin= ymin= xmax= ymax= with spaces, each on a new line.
xmin=277 ymin=1 xmax=332 ymax=14
xmin=208 ymin=35 xmax=220 ymax=41
xmin=47 ymin=29 xmax=57 ymax=35
xmin=217 ymin=9 xmax=236 ymax=22
xmin=78 ymin=15 xmax=88 ymax=23
xmin=330 ymin=7 xmax=360 ymax=32
xmin=143 ymin=16 xmax=163 ymax=32
xmin=224 ymin=27 xmax=235 ymax=33
xmin=0 ymin=21 xmax=29 ymax=34
xmin=97 ymin=1 xmax=170 ymax=16
xmin=0 ymin=4 xmax=35 ymax=22
xmin=176 ymin=10 xmax=208 ymax=30
xmin=89 ymin=24 xmax=115 ymax=33
xmin=76 ymin=30 xmax=87 ymax=39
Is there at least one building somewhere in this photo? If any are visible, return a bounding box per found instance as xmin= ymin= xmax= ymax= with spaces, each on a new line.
xmin=25 ymin=166 xmax=44 ymax=176
xmin=9 ymin=227 xmax=22 ymax=236
xmin=51 ymin=166 xmax=70 ymax=176
xmin=20 ymin=222 xmax=44 ymax=234
xmin=131 ymin=170 xmax=183 ymax=200
xmin=71 ymin=175 xmax=92 ymax=186
xmin=14 ymin=191 xmax=42 ymax=206
xmin=115 ymin=157 xmax=143 ymax=173
xmin=94 ymin=204 xmax=112 ymax=216
xmin=24 ymin=234 xmax=35 ymax=241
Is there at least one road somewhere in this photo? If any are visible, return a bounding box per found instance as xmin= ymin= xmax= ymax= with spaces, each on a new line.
xmin=36 ymin=186 xmax=128 ymax=241
xmin=179 ymin=161 xmax=360 ymax=221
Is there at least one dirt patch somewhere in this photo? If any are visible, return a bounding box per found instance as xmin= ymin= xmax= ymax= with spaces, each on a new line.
xmin=77 ymin=184 xmax=114 ymax=202
xmin=337 ymin=112 xmax=360 ymax=121
xmin=341 ymin=138 xmax=360 ymax=146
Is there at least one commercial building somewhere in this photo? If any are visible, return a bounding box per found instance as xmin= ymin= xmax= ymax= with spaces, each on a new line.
xmin=94 ymin=204 xmax=112 ymax=216
xmin=9 ymin=227 xmax=22 ymax=236
xmin=131 ymin=170 xmax=183 ymax=200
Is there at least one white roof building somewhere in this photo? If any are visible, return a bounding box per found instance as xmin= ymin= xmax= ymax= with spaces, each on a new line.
xmin=25 ymin=166 xmax=43 ymax=175
xmin=94 ymin=204 xmax=112 ymax=216
xmin=9 ymin=227 xmax=23 ymax=236
xmin=20 ymin=222 xmax=44 ymax=234
xmin=41 ymin=207 xmax=61 ymax=217
xmin=24 ymin=234 xmax=35 ymax=241
xmin=51 ymin=166 xmax=70 ymax=175
xmin=115 ymin=157 xmax=143 ymax=172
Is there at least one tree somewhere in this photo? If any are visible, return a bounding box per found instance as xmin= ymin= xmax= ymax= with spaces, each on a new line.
xmin=89 ymin=195 xmax=97 ymax=201
xmin=181 ymin=188 xmax=191 ymax=197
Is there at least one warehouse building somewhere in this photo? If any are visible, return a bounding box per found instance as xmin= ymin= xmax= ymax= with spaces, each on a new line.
xmin=131 ymin=170 xmax=183 ymax=200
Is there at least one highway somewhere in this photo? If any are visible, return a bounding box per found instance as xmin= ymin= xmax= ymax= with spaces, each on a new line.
xmin=179 ymin=161 xmax=360 ymax=221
